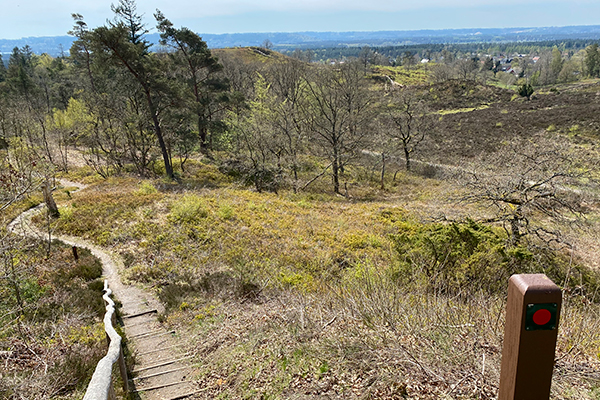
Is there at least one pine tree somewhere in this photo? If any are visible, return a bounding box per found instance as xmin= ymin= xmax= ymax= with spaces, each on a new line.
xmin=111 ymin=0 xmax=148 ymax=46
xmin=585 ymin=44 xmax=600 ymax=78
xmin=0 ymin=55 xmax=6 ymax=82
xmin=83 ymin=1 xmax=175 ymax=179
xmin=155 ymin=10 xmax=230 ymax=151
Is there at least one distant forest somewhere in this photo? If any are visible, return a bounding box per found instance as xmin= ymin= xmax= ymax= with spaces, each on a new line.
xmin=2 ymin=24 xmax=600 ymax=59
xmin=282 ymin=39 xmax=600 ymax=63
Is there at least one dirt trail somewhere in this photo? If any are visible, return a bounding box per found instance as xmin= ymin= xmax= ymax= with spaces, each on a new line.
xmin=8 ymin=181 xmax=201 ymax=400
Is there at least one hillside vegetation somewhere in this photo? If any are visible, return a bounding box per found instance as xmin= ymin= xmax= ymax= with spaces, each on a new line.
xmin=35 ymin=156 xmax=600 ymax=399
xmin=2 ymin=1 xmax=600 ymax=398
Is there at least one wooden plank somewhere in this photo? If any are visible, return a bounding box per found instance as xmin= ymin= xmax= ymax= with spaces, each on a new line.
xmin=166 ymin=388 xmax=209 ymax=400
xmin=123 ymin=309 xmax=157 ymax=319
xmin=131 ymin=366 xmax=190 ymax=381
xmin=133 ymin=330 xmax=176 ymax=340
xmin=132 ymin=380 xmax=194 ymax=393
xmin=132 ymin=356 xmax=192 ymax=374
xmin=124 ymin=320 xmax=159 ymax=329
xmin=131 ymin=329 xmax=169 ymax=338
xmin=137 ymin=344 xmax=182 ymax=356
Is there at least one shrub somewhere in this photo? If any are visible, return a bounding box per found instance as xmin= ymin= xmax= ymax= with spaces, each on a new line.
xmin=218 ymin=203 xmax=235 ymax=220
xmin=168 ymin=194 xmax=209 ymax=224
xmin=388 ymin=218 xmax=600 ymax=298
xmin=136 ymin=180 xmax=158 ymax=195
xmin=390 ymin=219 xmax=532 ymax=294
xmin=569 ymin=124 xmax=580 ymax=136
xmin=518 ymin=83 xmax=534 ymax=100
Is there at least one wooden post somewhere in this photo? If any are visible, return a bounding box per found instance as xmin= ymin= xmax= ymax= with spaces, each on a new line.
xmin=118 ymin=345 xmax=129 ymax=393
xmin=41 ymin=181 xmax=60 ymax=218
xmin=108 ymin=380 xmax=117 ymax=400
xmin=499 ymin=274 xmax=562 ymax=400
xmin=72 ymin=246 xmax=79 ymax=261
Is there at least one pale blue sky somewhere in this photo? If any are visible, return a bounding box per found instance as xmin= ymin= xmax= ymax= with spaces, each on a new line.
xmin=1 ymin=0 xmax=599 ymax=39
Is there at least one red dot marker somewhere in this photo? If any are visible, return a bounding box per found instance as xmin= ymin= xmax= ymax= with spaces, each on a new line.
xmin=533 ymin=309 xmax=552 ymax=326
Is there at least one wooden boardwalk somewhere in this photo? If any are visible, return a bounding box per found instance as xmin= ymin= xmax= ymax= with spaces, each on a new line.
xmin=9 ymin=181 xmax=201 ymax=400
xmin=121 ymin=305 xmax=200 ymax=399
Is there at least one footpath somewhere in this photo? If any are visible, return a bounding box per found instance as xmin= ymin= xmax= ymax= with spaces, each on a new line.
xmin=8 ymin=180 xmax=201 ymax=400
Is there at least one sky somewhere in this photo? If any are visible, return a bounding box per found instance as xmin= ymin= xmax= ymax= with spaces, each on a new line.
xmin=1 ymin=0 xmax=600 ymax=39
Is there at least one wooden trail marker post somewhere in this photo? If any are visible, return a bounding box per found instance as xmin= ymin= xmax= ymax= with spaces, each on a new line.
xmin=499 ymin=274 xmax=562 ymax=400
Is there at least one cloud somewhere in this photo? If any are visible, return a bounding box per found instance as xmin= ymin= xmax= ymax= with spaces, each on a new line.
xmin=0 ymin=0 xmax=598 ymax=39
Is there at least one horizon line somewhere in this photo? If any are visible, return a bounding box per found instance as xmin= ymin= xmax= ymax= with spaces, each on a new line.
xmin=3 ymin=23 xmax=600 ymax=41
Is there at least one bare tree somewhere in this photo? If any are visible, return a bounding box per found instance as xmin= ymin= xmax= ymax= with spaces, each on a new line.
xmin=454 ymin=57 xmax=479 ymax=81
xmin=226 ymin=74 xmax=281 ymax=193
xmin=378 ymin=88 xmax=434 ymax=172
xmin=266 ymin=59 xmax=309 ymax=192
xmin=458 ymin=138 xmax=591 ymax=246
xmin=429 ymin=63 xmax=453 ymax=83
xmin=303 ymin=61 xmax=375 ymax=194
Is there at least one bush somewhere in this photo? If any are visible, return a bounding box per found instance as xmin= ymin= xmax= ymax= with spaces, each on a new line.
xmin=518 ymin=83 xmax=534 ymax=100
xmin=0 ymin=241 xmax=107 ymax=399
xmin=219 ymin=158 xmax=280 ymax=192
xmin=388 ymin=218 xmax=600 ymax=298
xmin=136 ymin=180 xmax=158 ymax=195
xmin=390 ymin=219 xmax=532 ymax=294
xmin=168 ymin=194 xmax=209 ymax=224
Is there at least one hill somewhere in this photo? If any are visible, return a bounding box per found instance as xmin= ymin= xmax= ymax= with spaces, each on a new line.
xmin=2 ymin=26 xmax=600 ymax=397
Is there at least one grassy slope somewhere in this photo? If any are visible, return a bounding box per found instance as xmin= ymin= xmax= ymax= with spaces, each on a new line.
xmin=0 ymin=230 xmax=107 ymax=398
xmin=47 ymin=156 xmax=600 ymax=399
xmin=19 ymin=67 xmax=600 ymax=398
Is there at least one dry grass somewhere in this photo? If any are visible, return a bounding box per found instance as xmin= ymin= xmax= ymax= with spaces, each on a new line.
xmin=42 ymin=161 xmax=600 ymax=399
xmin=0 ymin=241 xmax=107 ymax=399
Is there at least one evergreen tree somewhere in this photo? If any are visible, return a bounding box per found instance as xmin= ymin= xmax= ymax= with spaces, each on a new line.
xmin=585 ymin=43 xmax=600 ymax=78
xmin=518 ymin=83 xmax=534 ymax=100
xmin=81 ymin=1 xmax=176 ymax=179
xmin=7 ymin=46 xmax=36 ymax=98
xmin=111 ymin=0 xmax=148 ymax=46
xmin=155 ymin=11 xmax=230 ymax=151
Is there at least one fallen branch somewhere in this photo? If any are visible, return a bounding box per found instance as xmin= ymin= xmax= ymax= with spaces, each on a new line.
xmin=300 ymin=162 xmax=332 ymax=191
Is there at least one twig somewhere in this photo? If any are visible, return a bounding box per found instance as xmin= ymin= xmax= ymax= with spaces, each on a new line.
xmin=480 ymin=352 xmax=486 ymax=400
xmin=399 ymin=344 xmax=445 ymax=382
xmin=447 ymin=373 xmax=474 ymax=396
xmin=321 ymin=315 xmax=337 ymax=330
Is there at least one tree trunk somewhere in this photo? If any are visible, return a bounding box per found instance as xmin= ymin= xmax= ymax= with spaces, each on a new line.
xmin=510 ymin=216 xmax=521 ymax=246
xmin=198 ymin=116 xmax=209 ymax=151
xmin=292 ymin=158 xmax=299 ymax=194
xmin=152 ymin=114 xmax=174 ymax=179
xmin=404 ymin=146 xmax=411 ymax=171
xmin=146 ymin=94 xmax=174 ymax=179
xmin=380 ymin=152 xmax=386 ymax=190
xmin=42 ymin=181 xmax=60 ymax=218
xmin=332 ymin=146 xmax=340 ymax=194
